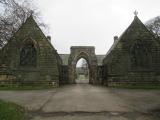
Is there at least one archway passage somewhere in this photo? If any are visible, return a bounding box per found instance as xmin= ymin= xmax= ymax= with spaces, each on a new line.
xmin=76 ymin=58 xmax=89 ymax=84
xmin=68 ymin=46 xmax=98 ymax=84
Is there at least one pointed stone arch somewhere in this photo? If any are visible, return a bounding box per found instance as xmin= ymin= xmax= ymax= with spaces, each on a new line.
xmin=20 ymin=38 xmax=37 ymax=67
xmin=130 ymin=39 xmax=151 ymax=69
xmin=68 ymin=46 xmax=98 ymax=84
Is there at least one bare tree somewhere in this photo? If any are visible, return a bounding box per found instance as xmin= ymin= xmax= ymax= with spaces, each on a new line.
xmin=146 ymin=16 xmax=160 ymax=38
xmin=0 ymin=0 xmax=45 ymax=48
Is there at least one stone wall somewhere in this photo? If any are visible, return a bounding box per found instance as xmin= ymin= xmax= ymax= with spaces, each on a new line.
xmin=0 ymin=16 xmax=61 ymax=87
xmin=97 ymin=66 xmax=104 ymax=85
xmin=60 ymin=65 xmax=69 ymax=85
xmin=68 ymin=46 xmax=98 ymax=84
xmin=2 ymin=15 xmax=160 ymax=87
xmin=0 ymin=49 xmax=2 ymax=65
xmin=103 ymin=16 xmax=160 ymax=86
xmin=60 ymin=54 xmax=105 ymax=85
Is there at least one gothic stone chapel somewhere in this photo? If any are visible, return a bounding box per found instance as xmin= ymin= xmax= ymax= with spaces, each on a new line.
xmin=0 ymin=14 xmax=160 ymax=87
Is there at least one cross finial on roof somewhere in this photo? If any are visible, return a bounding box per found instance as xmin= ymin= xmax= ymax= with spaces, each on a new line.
xmin=134 ymin=10 xmax=138 ymax=16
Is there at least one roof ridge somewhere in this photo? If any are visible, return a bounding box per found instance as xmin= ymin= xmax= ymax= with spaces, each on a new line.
xmin=105 ymin=15 xmax=154 ymax=57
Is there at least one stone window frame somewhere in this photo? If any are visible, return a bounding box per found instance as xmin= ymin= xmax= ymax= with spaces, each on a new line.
xmin=129 ymin=39 xmax=151 ymax=69
xmin=19 ymin=37 xmax=38 ymax=67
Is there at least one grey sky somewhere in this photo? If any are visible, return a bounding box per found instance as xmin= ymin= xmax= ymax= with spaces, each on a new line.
xmin=34 ymin=0 xmax=160 ymax=54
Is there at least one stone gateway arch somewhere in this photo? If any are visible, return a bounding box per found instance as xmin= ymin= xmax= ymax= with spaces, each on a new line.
xmin=68 ymin=46 xmax=98 ymax=84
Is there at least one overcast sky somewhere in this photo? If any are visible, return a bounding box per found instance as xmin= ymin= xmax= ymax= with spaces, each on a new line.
xmin=34 ymin=0 xmax=160 ymax=54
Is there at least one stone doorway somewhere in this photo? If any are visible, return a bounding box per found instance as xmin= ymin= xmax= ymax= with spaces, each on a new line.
xmin=68 ymin=46 xmax=98 ymax=84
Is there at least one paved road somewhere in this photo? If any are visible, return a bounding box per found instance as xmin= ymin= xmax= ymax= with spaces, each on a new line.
xmin=0 ymin=84 xmax=160 ymax=120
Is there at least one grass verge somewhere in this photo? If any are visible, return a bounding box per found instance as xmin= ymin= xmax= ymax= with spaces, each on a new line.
xmin=0 ymin=85 xmax=54 ymax=90
xmin=110 ymin=84 xmax=160 ymax=89
xmin=0 ymin=99 xmax=26 ymax=120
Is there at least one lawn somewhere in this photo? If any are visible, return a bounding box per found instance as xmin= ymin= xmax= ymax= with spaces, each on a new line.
xmin=110 ymin=84 xmax=160 ymax=89
xmin=0 ymin=85 xmax=54 ymax=90
xmin=0 ymin=100 xmax=26 ymax=120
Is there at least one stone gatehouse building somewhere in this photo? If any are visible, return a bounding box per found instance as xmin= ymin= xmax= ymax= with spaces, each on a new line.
xmin=0 ymin=14 xmax=160 ymax=87
xmin=59 ymin=46 xmax=105 ymax=85
xmin=0 ymin=16 xmax=62 ymax=87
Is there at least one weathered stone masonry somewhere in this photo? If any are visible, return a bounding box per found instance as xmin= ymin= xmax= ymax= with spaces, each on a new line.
xmin=0 ymin=16 xmax=61 ymax=87
xmin=0 ymin=15 xmax=160 ymax=87
xmin=59 ymin=47 xmax=105 ymax=85
xmin=103 ymin=15 xmax=160 ymax=86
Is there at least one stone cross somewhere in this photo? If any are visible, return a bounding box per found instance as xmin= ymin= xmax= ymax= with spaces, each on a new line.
xmin=134 ymin=10 xmax=138 ymax=16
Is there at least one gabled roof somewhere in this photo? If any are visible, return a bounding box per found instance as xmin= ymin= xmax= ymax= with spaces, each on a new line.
xmin=105 ymin=15 xmax=156 ymax=57
xmin=1 ymin=15 xmax=62 ymax=67
xmin=3 ymin=15 xmax=57 ymax=51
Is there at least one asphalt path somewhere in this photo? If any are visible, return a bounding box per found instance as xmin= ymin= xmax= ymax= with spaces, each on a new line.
xmin=0 ymin=84 xmax=160 ymax=120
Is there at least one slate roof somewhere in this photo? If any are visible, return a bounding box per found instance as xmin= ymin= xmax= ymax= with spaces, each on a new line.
xmin=105 ymin=15 xmax=156 ymax=58
xmin=2 ymin=15 xmax=61 ymax=68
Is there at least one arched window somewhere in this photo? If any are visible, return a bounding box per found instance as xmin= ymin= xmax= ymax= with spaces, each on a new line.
xmin=20 ymin=39 xmax=37 ymax=67
xmin=130 ymin=39 xmax=150 ymax=68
